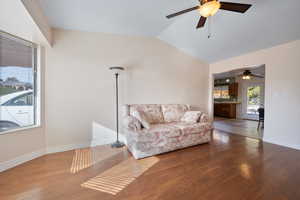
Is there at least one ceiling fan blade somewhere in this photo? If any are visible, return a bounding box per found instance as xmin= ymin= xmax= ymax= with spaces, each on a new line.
xmin=252 ymin=74 xmax=264 ymax=78
xmin=197 ymin=17 xmax=207 ymax=29
xmin=166 ymin=6 xmax=199 ymax=19
xmin=220 ymin=2 xmax=252 ymax=13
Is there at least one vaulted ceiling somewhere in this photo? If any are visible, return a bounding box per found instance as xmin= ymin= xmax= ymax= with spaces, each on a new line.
xmin=38 ymin=0 xmax=300 ymax=63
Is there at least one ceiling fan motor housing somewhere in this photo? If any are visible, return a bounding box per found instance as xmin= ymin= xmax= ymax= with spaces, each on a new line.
xmin=243 ymin=70 xmax=251 ymax=75
xmin=200 ymin=0 xmax=216 ymax=5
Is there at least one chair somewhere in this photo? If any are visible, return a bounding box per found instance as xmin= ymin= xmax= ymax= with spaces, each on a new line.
xmin=257 ymin=107 xmax=264 ymax=130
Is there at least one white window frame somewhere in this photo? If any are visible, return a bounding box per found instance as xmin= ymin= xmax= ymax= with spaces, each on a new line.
xmin=0 ymin=31 xmax=41 ymax=135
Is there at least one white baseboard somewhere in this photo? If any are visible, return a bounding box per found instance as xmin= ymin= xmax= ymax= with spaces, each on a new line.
xmin=0 ymin=149 xmax=45 ymax=173
xmin=46 ymin=142 xmax=91 ymax=154
xmin=263 ymin=138 xmax=300 ymax=151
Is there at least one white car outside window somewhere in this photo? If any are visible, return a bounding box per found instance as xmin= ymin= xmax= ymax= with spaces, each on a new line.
xmin=0 ymin=90 xmax=34 ymax=131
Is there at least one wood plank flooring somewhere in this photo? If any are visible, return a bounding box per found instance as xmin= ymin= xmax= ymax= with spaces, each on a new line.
xmin=214 ymin=117 xmax=263 ymax=139
xmin=1 ymin=130 xmax=300 ymax=200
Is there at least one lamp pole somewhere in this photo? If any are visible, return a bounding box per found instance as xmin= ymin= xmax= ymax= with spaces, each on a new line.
xmin=115 ymin=72 xmax=119 ymax=142
xmin=109 ymin=66 xmax=125 ymax=148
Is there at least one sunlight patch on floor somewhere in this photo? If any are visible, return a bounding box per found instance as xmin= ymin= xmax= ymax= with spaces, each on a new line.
xmin=70 ymin=146 xmax=125 ymax=173
xmin=81 ymin=157 xmax=159 ymax=195
xmin=70 ymin=149 xmax=92 ymax=173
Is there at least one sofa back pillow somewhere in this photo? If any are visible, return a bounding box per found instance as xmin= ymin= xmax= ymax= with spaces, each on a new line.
xmin=131 ymin=110 xmax=151 ymax=129
xmin=161 ymin=104 xmax=190 ymax=123
xmin=181 ymin=111 xmax=202 ymax=123
xmin=199 ymin=113 xmax=209 ymax=123
xmin=130 ymin=104 xmax=164 ymax=124
xmin=123 ymin=116 xmax=142 ymax=131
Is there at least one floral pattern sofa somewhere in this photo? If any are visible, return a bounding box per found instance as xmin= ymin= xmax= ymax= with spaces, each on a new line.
xmin=122 ymin=104 xmax=213 ymax=159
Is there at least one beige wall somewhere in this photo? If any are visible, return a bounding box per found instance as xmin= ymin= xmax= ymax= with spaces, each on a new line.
xmin=45 ymin=29 xmax=209 ymax=150
xmin=0 ymin=0 xmax=46 ymax=165
xmin=210 ymin=40 xmax=300 ymax=150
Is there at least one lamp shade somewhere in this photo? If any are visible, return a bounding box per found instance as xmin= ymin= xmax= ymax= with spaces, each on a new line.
xmin=109 ymin=66 xmax=125 ymax=74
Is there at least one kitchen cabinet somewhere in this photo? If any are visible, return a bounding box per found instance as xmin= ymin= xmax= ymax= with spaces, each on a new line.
xmin=214 ymin=103 xmax=237 ymax=118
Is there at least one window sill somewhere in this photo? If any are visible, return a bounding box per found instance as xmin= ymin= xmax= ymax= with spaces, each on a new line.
xmin=0 ymin=125 xmax=42 ymax=135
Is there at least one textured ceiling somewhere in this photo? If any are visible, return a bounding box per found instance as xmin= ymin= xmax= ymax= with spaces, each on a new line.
xmin=39 ymin=0 xmax=300 ymax=63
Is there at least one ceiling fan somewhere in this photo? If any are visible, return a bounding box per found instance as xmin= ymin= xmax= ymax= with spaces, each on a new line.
xmin=238 ymin=70 xmax=264 ymax=80
xmin=166 ymin=0 xmax=252 ymax=29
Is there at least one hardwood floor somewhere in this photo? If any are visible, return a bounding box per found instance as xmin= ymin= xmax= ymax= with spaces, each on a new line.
xmin=214 ymin=117 xmax=263 ymax=139
xmin=1 ymin=130 xmax=300 ymax=200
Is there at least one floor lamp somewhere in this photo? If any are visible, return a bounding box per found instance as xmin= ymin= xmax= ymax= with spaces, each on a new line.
xmin=109 ymin=66 xmax=125 ymax=148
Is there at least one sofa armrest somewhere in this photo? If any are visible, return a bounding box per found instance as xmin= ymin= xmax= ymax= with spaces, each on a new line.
xmin=199 ymin=113 xmax=210 ymax=123
xmin=123 ymin=116 xmax=142 ymax=131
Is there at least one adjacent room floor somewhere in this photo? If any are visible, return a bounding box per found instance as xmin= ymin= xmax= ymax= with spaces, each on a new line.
xmin=213 ymin=117 xmax=263 ymax=139
xmin=1 ymin=130 xmax=299 ymax=200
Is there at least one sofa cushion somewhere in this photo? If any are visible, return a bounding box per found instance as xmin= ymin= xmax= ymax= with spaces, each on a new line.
xmin=169 ymin=122 xmax=212 ymax=135
xmin=130 ymin=104 xmax=164 ymax=124
xmin=131 ymin=110 xmax=151 ymax=129
xmin=130 ymin=124 xmax=182 ymax=142
xmin=149 ymin=124 xmax=182 ymax=138
xmin=161 ymin=104 xmax=189 ymax=123
xmin=181 ymin=111 xmax=202 ymax=123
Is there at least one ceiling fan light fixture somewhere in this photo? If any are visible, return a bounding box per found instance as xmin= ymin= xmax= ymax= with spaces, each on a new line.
xmin=242 ymin=70 xmax=252 ymax=80
xmin=242 ymin=75 xmax=251 ymax=80
xmin=199 ymin=0 xmax=221 ymax=17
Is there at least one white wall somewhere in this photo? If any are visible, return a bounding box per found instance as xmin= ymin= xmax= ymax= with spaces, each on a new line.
xmin=0 ymin=0 xmax=47 ymax=168
xmin=210 ymin=40 xmax=300 ymax=150
xmin=45 ymin=29 xmax=209 ymax=151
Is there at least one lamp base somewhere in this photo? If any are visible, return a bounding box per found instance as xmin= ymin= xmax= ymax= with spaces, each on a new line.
xmin=111 ymin=140 xmax=125 ymax=148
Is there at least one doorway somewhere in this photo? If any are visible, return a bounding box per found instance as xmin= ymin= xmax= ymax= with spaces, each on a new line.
xmin=212 ymin=65 xmax=265 ymax=139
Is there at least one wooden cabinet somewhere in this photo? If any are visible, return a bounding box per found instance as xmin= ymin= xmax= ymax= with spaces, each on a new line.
xmin=229 ymin=83 xmax=238 ymax=97
xmin=214 ymin=103 xmax=237 ymax=118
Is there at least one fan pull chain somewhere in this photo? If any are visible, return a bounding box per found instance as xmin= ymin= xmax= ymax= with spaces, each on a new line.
xmin=208 ymin=17 xmax=212 ymax=39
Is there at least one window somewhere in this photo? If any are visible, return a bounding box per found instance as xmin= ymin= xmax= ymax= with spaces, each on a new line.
xmin=0 ymin=31 xmax=38 ymax=133
xmin=246 ymin=85 xmax=261 ymax=115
